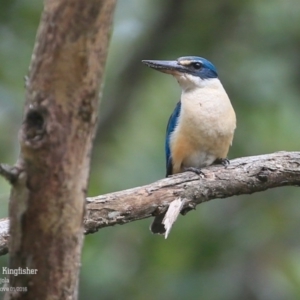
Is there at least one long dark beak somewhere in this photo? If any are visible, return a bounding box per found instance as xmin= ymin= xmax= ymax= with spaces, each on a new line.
xmin=142 ymin=60 xmax=184 ymax=75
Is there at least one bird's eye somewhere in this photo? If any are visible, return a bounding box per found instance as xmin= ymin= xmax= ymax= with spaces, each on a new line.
xmin=192 ymin=62 xmax=202 ymax=70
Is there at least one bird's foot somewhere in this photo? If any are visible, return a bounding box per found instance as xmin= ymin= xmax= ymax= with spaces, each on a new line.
xmin=214 ymin=158 xmax=230 ymax=168
xmin=184 ymin=167 xmax=204 ymax=176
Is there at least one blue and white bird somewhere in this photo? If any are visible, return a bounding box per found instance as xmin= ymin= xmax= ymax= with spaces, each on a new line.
xmin=142 ymin=56 xmax=236 ymax=234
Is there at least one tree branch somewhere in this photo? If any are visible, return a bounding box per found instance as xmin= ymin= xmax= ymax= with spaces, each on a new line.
xmin=0 ymin=151 xmax=299 ymax=256
xmin=84 ymin=151 xmax=300 ymax=232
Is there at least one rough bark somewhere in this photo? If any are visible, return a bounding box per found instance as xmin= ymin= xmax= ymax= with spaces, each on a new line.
xmin=4 ymin=0 xmax=116 ymax=299
xmin=0 ymin=151 xmax=299 ymax=256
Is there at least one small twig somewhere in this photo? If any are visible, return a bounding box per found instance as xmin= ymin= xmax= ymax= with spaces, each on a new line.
xmin=0 ymin=218 xmax=9 ymax=255
xmin=0 ymin=164 xmax=20 ymax=184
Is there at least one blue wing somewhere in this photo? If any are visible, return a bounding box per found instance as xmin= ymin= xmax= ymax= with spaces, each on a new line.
xmin=165 ymin=101 xmax=181 ymax=176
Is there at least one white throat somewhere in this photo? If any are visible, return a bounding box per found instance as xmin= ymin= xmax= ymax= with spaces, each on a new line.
xmin=174 ymin=73 xmax=220 ymax=92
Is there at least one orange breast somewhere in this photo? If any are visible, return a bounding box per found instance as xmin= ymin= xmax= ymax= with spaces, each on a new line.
xmin=170 ymin=134 xmax=195 ymax=174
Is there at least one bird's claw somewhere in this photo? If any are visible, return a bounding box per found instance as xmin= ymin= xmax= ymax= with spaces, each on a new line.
xmin=214 ymin=158 xmax=230 ymax=168
xmin=184 ymin=167 xmax=204 ymax=176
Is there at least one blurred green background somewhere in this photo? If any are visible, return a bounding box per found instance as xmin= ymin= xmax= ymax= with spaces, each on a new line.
xmin=0 ymin=0 xmax=300 ymax=299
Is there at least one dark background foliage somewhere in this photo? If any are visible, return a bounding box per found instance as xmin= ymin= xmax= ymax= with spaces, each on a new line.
xmin=0 ymin=0 xmax=300 ymax=299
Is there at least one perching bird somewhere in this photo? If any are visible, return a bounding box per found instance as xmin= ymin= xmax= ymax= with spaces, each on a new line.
xmin=142 ymin=56 xmax=236 ymax=234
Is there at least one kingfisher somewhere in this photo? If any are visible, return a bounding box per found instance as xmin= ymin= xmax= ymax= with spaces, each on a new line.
xmin=142 ymin=56 xmax=236 ymax=234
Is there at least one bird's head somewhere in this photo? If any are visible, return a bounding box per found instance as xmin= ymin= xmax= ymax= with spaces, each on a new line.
xmin=142 ymin=56 xmax=218 ymax=91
